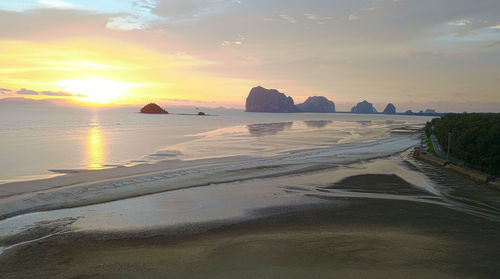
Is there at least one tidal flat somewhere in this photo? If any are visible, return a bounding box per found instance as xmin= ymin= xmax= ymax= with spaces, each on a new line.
xmin=1 ymin=157 xmax=499 ymax=279
xmin=0 ymin=112 xmax=498 ymax=278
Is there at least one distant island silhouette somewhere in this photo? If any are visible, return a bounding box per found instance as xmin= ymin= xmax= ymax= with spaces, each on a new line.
xmin=383 ymin=103 xmax=396 ymax=114
xmin=245 ymin=86 xmax=301 ymax=113
xmin=351 ymin=100 xmax=377 ymax=114
xmin=297 ymin=96 xmax=335 ymax=113
xmin=245 ymin=86 xmax=335 ymax=113
xmin=139 ymin=103 xmax=212 ymax=116
xmin=244 ymin=86 xmax=442 ymax=116
xmin=140 ymin=103 xmax=168 ymax=114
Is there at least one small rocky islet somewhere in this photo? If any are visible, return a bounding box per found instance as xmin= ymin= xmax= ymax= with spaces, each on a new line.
xmin=139 ymin=103 xmax=168 ymax=114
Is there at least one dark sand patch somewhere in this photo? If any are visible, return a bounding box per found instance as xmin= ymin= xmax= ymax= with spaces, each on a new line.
xmin=328 ymin=174 xmax=430 ymax=195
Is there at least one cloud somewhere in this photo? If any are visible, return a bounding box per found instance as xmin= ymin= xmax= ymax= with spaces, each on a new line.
xmin=0 ymin=9 xmax=110 ymax=39
xmin=221 ymin=34 xmax=246 ymax=47
xmin=0 ymin=88 xmax=12 ymax=94
xmin=41 ymin=90 xmax=73 ymax=96
xmin=106 ymin=16 xmax=146 ymax=31
xmin=151 ymin=0 xmax=238 ymax=22
xmin=37 ymin=0 xmax=75 ymax=10
xmin=279 ymin=14 xmax=296 ymax=23
xmin=448 ymin=19 xmax=472 ymax=26
xmin=304 ymin=13 xmax=317 ymax=20
xmin=13 ymin=89 xmax=85 ymax=98
xmin=303 ymin=13 xmax=331 ymax=24
xmin=153 ymin=0 xmax=199 ymax=17
xmin=348 ymin=14 xmax=360 ymax=21
xmin=402 ymin=49 xmax=477 ymax=61
xmin=17 ymin=88 xmax=39 ymax=95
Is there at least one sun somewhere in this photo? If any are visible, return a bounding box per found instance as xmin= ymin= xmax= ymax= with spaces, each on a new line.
xmin=54 ymin=79 xmax=136 ymax=104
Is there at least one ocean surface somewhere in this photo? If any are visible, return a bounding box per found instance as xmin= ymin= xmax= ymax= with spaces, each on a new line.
xmin=0 ymin=104 xmax=432 ymax=184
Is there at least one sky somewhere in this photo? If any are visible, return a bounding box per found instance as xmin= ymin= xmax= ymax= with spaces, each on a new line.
xmin=0 ymin=0 xmax=499 ymax=112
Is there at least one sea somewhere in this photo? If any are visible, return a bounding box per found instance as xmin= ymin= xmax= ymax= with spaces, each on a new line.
xmin=0 ymin=104 xmax=431 ymax=185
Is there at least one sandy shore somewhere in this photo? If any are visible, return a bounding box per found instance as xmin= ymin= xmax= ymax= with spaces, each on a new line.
xmin=1 ymin=196 xmax=499 ymax=278
xmin=0 ymin=135 xmax=416 ymax=220
xmin=0 ymin=155 xmax=269 ymax=219
xmin=1 ymin=166 xmax=499 ymax=278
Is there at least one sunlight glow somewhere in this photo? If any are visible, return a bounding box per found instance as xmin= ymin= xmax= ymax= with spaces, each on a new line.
xmin=87 ymin=122 xmax=104 ymax=169
xmin=55 ymin=79 xmax=137 ymax=104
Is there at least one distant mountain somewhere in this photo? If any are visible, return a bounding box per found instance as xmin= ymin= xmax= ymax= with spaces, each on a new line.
xmin=297 ymin=96 xmax=335 ymax=113
xmin=383 ymin=103 xmax=396 ymax=114
xmin=351 ymin=100 xmax=377 ymax=114
xmin=402 ymin=109 xmax=442 ymax=116
xmin=0 ymin=97 xmax=74 ymax=106
xmin=245 ymin=86 xmax=300 ymax=113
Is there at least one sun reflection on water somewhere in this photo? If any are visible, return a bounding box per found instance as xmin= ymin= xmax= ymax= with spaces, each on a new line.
xmin=88 ymin=121 xmax=105 ymax=169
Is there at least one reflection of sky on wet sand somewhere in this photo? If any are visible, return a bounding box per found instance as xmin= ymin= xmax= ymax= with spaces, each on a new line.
xmin=168 ymin=120 xmax=404 ymax=161
xmin=304 ymin=120 xmax=332 ymax=129
xmin=88 ymin=120 xmax=104 ymax=169
xmin=247 ymin=122 xmax=293 ymax=137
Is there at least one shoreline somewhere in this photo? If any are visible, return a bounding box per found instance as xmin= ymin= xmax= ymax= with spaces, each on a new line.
xmin=0 ymin=153 xmax=342 ymax=220
xmin=0 ymin=134 xmax=420 ymax=220
xmin=416 ymin=145 xmax=500 ymax=190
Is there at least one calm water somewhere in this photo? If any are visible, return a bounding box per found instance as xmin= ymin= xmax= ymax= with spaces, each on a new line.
xmin=0 ymin=104 xmax=432 ymax=184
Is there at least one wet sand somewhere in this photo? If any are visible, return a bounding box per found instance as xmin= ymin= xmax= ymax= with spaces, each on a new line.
xmin=1 ymin=174 xmax=499 ymax=279
xmin=0 ymin=135 xmax=418 ymax=220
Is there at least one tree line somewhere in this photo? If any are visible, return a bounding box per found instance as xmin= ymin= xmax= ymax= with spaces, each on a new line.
xmin=425 ymin=113 xmax=500 ymax=176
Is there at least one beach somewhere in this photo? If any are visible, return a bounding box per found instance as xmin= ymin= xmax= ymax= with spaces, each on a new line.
xmin=1 ymin=171 xmax=499 ymax=278
xmin=0 ymin=108 xmax=499 ymax=278
xmin=1 ymin=147 xmax=499 ymax=278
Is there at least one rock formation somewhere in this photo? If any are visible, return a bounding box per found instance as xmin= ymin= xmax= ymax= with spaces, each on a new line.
xmin=297 ymin=96 xmax=335 ymax=113
xmin=351 ymin=100 xmax=377 ymax=114
xmin=245 ymin=86 xmax=301 ymax=113
xmin=140 ymin=103 xmax=168 ymax=114
xmin=383 ymin=103 xmax=396 ymax=114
